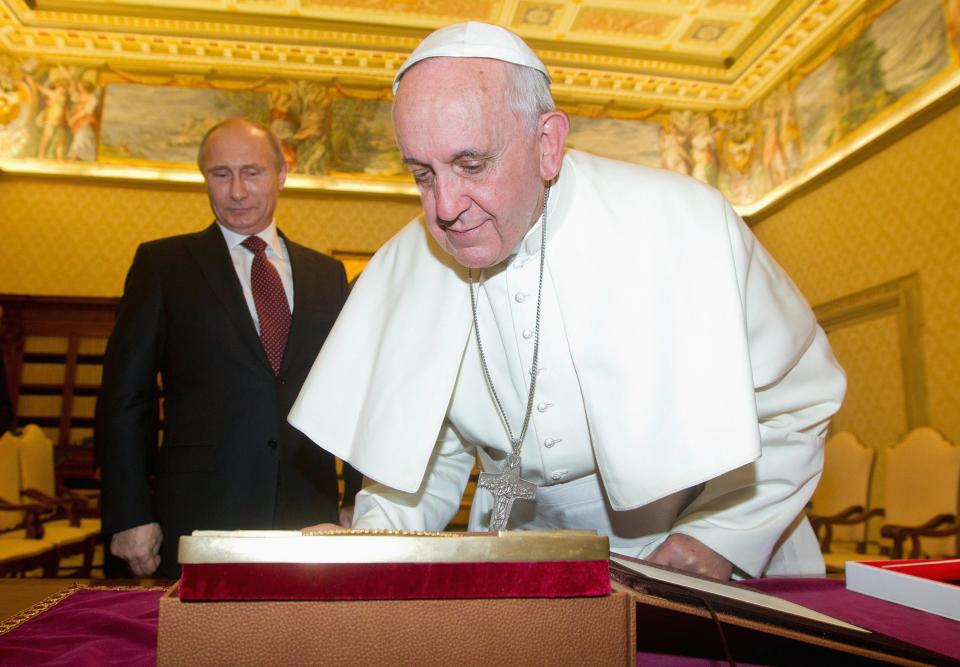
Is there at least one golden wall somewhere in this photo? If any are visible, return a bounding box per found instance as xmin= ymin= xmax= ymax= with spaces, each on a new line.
xmin=752 ymin=98 xmax=960 ymax=512
xmin=0 ymin=177 xmax=419 ymax=296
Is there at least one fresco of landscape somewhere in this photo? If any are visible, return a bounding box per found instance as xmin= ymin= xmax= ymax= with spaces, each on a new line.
xmin=565 ymin=116 xmax=662 ymax=168
xmin=793 ymin=0 xmax=949 ymax=163
xmin=99 ymin=84 xmax=271 ymax=165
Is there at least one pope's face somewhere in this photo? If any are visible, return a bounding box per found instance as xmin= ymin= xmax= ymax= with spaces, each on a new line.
xmin=201 ymin=122 xmax=287 ymax=236
xmin=393 ymin=58 xmax=548 ymax=269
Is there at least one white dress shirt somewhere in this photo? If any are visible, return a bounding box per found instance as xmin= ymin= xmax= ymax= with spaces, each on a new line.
xmin=218 ymin=221 xmax=294 ymax=333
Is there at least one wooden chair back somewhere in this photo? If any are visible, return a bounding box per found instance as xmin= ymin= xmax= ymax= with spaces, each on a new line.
xmin=884 ymin=427 xmax=960 ymax=557
xmin=811 ymin=432 xmax=875 ymax=544
xmin=12 ymin=423 xmax=57 ymax=499
xmin=0 ymin=433 xmax=23 ymax=532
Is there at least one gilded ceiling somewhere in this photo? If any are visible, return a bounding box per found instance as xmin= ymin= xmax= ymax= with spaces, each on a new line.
xmin=2 ymin=0 xmax=868 ymax=110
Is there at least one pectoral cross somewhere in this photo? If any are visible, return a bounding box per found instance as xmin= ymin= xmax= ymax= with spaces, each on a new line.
xmin=477 ymin=453 xmax=537 ymax=531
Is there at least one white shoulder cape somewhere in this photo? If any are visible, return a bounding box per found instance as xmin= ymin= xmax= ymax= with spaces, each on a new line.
xmin=289 ymin=150 xmax=815 ymax=511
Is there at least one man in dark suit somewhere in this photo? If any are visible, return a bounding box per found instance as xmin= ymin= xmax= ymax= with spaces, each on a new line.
xmin=97 ymin=118 xmax=360 ymax=578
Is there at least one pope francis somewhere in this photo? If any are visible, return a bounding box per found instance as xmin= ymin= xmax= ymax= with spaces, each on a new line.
xmin=289 ymin=22 xmax=846 ymax=580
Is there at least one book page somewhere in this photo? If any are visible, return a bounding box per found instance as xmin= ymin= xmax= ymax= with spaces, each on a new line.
xmin=610 ymin=555 xmax=869 ymax=633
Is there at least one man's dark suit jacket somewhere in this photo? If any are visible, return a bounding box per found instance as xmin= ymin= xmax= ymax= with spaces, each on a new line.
xmin=97 ymin=223 xmax=360 ymax=579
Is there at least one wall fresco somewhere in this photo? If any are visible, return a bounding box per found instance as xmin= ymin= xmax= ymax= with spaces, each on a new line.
xmin=99 ymin=84 xmax=270 ymax=165
xmin=0 ymin=0 xmax=956 ymax=208
xmin=0 ymin=61 xmax=103 ymax=162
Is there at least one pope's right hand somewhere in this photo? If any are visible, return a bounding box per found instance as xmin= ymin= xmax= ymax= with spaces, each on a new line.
xmin=111 ymin=522 xmax=162 ymax=577
xmin=301 ymin=523 xmax=343 ymax=533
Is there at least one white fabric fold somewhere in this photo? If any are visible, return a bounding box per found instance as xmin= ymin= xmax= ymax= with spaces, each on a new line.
xmin=289 ymin=150 xmax=819 ymax=511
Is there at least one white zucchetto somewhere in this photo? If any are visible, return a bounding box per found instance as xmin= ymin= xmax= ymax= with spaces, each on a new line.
xmin=393 ymin=21 xmax=550 ymax=94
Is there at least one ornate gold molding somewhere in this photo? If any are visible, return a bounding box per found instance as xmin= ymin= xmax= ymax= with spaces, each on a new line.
xmin=0 ymin=158 xmax=420 ymax=197
xmin=1 ymin=0 xmax=956 ymax=212
xmin=1 ymin=0 xmax=866 ymax=110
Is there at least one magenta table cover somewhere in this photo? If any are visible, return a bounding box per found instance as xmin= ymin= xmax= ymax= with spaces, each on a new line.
xmin=743 ymin=576 xmax=959 ymax=661
xmin=0 ymin=579 xmax=956 ymax=665
xmin=0 ymin=586 xmax=163 ymax=667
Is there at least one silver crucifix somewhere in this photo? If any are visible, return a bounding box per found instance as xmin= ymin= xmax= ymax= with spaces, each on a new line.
xmin=477 ymin=453 xmax=537 ymax=531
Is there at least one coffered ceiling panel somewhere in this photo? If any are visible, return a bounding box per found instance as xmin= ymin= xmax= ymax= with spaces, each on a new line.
xmin=2 ymin=0 xmax=867 ymax=108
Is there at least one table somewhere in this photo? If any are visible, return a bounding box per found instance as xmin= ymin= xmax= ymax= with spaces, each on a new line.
xmin=0 ymin=579 xmax=171 ymax=667
xmin=0 ymin=579 xmax=171 ymax=619
xmin=1 ymin=577 xmax=957 ymax=665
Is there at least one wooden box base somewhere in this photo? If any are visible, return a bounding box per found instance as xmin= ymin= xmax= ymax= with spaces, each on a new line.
xmin=157 ymin=585 xmax=636 ymax=666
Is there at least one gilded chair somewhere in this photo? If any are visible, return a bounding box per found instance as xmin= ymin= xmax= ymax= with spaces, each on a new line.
xmin=15 ymin=424 xmax=101 ymax=534
xmin=0 ymin=429 xmax=96 ymax=576
xmin=808 ymin=432 xmax=879 ymax=573
xmin=881 ymin=427 xmax=960 ymax=559
xmin=0 ymin=435 xmax=58 ymax=577
xmin=815 ymin=427 xmax=960 ymax=566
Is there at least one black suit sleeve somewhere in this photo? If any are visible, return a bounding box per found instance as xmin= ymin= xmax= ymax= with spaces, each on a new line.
xmin=341 ymin=462 xmax=363 ymax=508
xmin=96 ymin=244 xmax=164 ymax=535
xmin=331 ymin=262 xmax=364 ymax=508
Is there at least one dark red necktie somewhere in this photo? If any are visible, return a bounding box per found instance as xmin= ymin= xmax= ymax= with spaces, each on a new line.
xmin=241 ymin=235 xmax=291 ymax=376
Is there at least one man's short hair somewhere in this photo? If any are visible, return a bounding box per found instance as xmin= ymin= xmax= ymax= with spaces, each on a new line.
xmin=506 ymin=63 xmax=555 ymax=134
xmin=197 ymin=118 xmax=286 ymax=172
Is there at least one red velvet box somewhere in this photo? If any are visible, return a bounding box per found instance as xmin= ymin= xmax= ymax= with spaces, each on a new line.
xmin=176 ymin=529 xmax=612 ymax=601
xmin=179 ymin=560 xmax=611 ymax=601
xmin=157 ymin=584 xmax=636 ymax=666
xmin=161 ymin=530 xmax=626 ymax=664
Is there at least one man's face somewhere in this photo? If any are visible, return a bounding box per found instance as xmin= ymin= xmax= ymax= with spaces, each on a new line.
xmin=201 ymin=123 xmax=287 ymax=235
xmin=393 ymin=58 xmax=547 ymax=269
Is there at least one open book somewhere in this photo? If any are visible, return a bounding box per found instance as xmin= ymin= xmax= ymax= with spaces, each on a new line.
xmin=611 ymin=555 xmax=865 ymax=631
xmin=609 ymin=554 xmax=954 ymax=665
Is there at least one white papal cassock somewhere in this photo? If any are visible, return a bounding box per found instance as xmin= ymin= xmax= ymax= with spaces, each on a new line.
xmin=289 ymin=149 xmax=846 ymax=577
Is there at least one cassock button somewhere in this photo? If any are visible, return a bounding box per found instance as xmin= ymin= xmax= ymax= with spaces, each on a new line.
xmin=514 ymin=292 xmax=529 ymax=303
xmin=267 ymin=440 xmax=278 ymax=449
xmin=544 ymin=437 xmax=562 ymax=448
xmin=551 ymin=470 xmax=568 ymax=481
xmin=522 ymin=329 xmax=533 ymax=340
xmin=537 ymin=401 xmax=553 ymax=413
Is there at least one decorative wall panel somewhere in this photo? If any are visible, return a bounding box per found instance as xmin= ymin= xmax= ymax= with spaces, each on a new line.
xmin=754 ymin=98 xmax=960 ymax=456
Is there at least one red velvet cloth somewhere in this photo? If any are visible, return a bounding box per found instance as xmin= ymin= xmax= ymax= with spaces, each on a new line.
xmin=1 ymin=578 xmax=956 ymax=666
xmin=179 ymin=560 xmax=612 ymax=601
xmin=743 ymin=577 xmax=960 ymax=661
xmin=0 ymin=588 xmax=162 ymax=667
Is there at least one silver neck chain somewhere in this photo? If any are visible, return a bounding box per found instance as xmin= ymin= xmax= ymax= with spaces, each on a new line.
xmin=467 ymin=186 xmax=550 ymax=468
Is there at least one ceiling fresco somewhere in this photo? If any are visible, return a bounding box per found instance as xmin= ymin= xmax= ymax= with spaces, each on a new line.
xmin=3 ymin=0 xmax=868 ymax=110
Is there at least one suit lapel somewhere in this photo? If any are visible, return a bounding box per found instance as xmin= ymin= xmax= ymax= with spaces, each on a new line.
xmin=187 ymin=222 xmax=273 ymax=373
xmin=281 ymin=232 xmax=334 ymax=375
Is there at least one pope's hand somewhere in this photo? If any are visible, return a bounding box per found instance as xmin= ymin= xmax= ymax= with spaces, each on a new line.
xmin=301 ymin=523 xmax=343 ymax=532
xmin=646 ymin=533 xmax=734 ymax=581
xmin=111 ymin=522 xmax=162 ymax=577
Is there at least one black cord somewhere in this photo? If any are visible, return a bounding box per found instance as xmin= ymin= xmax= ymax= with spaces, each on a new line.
xmin=700 ymin=596 xmax=736 ymax=667
xmin=612 ymin=568 xmax=737 ymax=666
